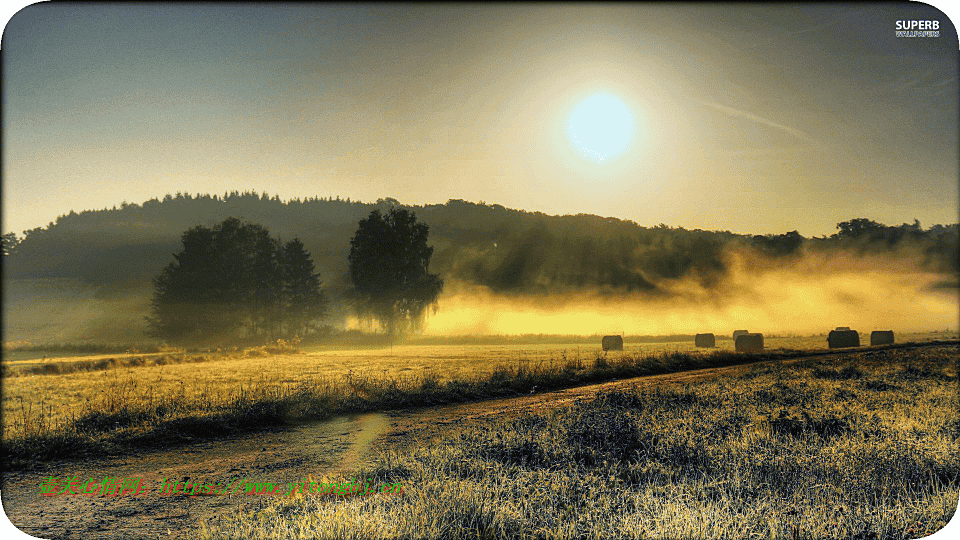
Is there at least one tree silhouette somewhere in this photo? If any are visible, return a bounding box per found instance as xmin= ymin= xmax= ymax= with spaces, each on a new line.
xmin=834 ymin=218 xmax=886 ymax=242
xmin=751 ymin=231 xmax=804 ymax=257
xmin=147 ymin=224 xmax=224 ymax=342
xmin=348 ymin=208 xmax=443 ymax=336
xmin=7 ymin=192 xmax=958 ymax=301
xmin=281 ymin=238 xmax=329 ymax=337
xmin=147 ymin=218 xmax=327 ymax=344
xmin=2 ymin=232 xmax=20 ymax=256
xmin=250 ymin=230 xmax=284 ymax=338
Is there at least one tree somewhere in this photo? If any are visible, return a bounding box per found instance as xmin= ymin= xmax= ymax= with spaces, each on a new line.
xmin=348 ymin=208 xmax=443 ymax=336
xmin=209 ymin=217 xmax=261 ymax=333
xmin=834 ymin=218 xmax=885 ymax=242
xmin=147 ymin=224 xmax=223 ymax=342
xmin=281 ymin=238 xmax=329 ymax=338
xmin=751 ymin=230 xmax=804 ymax=257
xmin=147 ymin=218 xmax=327 ymax=344
xmin=250 ymin=230 xmax=284 ymax=338
xmin=2 ymin=232 xmax=20 ymax=256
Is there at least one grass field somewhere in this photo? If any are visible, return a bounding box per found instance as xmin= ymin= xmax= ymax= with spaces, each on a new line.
xmin=2 ymin=333 xmax=955 ymax=465
xmin=197 ymin=345 xmax=960 ymax=539
xmin=11 ymin=333 xmax=958 ymax=469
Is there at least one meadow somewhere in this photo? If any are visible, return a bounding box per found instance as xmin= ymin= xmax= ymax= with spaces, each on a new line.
xmin=198 ymin=345 xmax=960 ymax=540
xmin=1 ymin=332 xmax=955 ymax=471
xmin=0 ymin=332 xmax=920 ymax=440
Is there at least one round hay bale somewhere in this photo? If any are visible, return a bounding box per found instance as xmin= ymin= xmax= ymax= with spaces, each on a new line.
xmin=695 ymin=333 xmax=716 ymax=348
xmin=870 ymin=330 xmax=894 ymax=346
xmin=601 ymin=335 xmax=623 ymax=351
xmin=827 ymin=329 xmax=860 ymax=348
xmin=735 ymin=333 xmax=764 ymax=353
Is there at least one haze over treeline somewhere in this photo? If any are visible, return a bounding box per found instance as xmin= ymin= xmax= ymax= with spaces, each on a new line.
xmin=3 ymin=192 xmax=958 ymax=338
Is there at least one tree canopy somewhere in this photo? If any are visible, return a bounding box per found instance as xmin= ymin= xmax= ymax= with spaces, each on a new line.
xmin=147 ymin=217 xmax=327 ymax=344
xmin=1 ymin=232 xmax=20 ymax=256
xmin=348 ymin=208 xmax=443 ymax=336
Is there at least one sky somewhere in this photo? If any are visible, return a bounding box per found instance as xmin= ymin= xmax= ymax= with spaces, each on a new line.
xmin=2 ymin=3 xmax=958 ymax=238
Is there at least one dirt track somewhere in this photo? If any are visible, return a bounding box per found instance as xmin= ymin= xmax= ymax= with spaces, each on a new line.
xmin=1 ymin=344 xmax=949 ymax=540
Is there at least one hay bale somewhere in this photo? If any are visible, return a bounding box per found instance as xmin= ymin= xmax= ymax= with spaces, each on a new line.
xmin=694 ymin=333 xmax=716 ymax=348
xmin=828 ymin=329 xmax=860 ymax=348
xmin=601 ymin=335 xmax=623 ymax=351
xmin=870 ymin=330 xmax=895 ymax=346
xmin=732 ymin=330 xmax=749 ymax=341
xmin=735 ymin=333 xmax=764 ymax=353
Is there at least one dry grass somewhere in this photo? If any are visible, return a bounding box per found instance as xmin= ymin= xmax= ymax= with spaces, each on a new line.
xmin=2 ymin=336 xmax=954 ymax=469
xmin=6 ymin=335 xmax=923 ymax=468
xmin=198 ymin=345 xmax=960 ymax=540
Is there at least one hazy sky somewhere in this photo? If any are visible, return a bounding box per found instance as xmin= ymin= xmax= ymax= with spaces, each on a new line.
xmin=3 ymin=3 xmax=958 ymax=237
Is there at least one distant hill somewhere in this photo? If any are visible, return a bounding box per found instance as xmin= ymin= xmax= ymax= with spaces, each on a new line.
xmin=4 ymin=192 xmax=958 ymax=303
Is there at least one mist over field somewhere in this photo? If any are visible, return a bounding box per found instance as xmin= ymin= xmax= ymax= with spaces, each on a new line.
xmin=2 ymin=279 xmax=150 ymax=344
xmin=2 ymin=196 xmax=957 ymax=346
xmin=5 ymin=230 xmax=956 ymax=345
xmin=425 ymin=250 xmax=959 ymax=336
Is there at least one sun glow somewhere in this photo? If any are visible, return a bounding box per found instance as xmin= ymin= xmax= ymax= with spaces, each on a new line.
xmin=565 ymin=92 xmax=637 ymax=164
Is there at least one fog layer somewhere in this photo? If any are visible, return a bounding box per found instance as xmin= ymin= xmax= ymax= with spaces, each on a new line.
xmin=424 ymin=251 xmax=958 ymax=336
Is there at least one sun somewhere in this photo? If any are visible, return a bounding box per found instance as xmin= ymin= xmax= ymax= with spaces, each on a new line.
xmin=565 ymin=92 xmax=637 ymax=164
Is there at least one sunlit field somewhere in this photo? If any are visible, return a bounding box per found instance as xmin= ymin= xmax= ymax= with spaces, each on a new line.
xmin=2 ymin=332 xmax=956 ymax=470
xmin=199 ymin=345 xmax=960 ymax=540
xmin=6 ymin=331 xmax=955 ymax=372
xmin=4 ymin=332 xmax=954 ymax=432
xmin=301 ymin=332 xmax=957 ymax=376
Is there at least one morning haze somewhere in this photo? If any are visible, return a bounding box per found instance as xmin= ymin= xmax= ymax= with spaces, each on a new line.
xmin=2 ymin=4 xmax=959 ymax=540
xmin=3 ymin=4 xmax=957 ymax=237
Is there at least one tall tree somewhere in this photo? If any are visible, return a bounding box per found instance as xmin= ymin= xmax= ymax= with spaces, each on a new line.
xmin=147 ymin=224 xmax=224 ymax=342
xmin=210 ymin=217 xmax=258 ymax=333
xmin=250 ymin=231 xmax=284 ymax=338
xmin=281 ymin=238 xmax=328 ymax=338
xmin=348 ymin=208 xmax=443 ymax=336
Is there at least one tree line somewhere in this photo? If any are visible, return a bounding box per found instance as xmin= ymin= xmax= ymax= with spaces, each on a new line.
xmin=146 ymin=208 xmax=443 ymax=344
xmin=146 ymin=218 xmax=328 ymax=343
xmin=3 ymin=193 xmax=957 ymax=302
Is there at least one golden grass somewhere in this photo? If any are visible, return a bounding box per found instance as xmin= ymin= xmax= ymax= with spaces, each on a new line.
xmin=0 ymin=336 xmax=809 ymax=440
xmin=2 ymin=332 xmax=949 ymax=438
xmin=2 ymin=335 xmax=954 ymax=470
xmin=199 ymin=346 xmax=960 ymax=540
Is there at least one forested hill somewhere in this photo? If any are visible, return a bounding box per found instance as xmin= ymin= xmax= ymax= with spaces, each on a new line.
xmin=3 ymin=192 xmax=958 ymax=298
